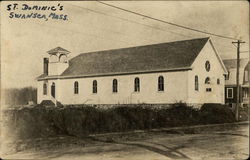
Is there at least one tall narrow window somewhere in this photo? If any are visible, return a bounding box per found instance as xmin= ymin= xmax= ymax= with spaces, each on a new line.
xmin=74 ymin=81 xmax=79 ymax=94
xmin=227 ymin=88 xmax=233 ymax=99
xmin=113 ymin=79 xmax=118 ymax=93
xmin=93 ymin=80 xmax=97 ymax=93
xmin=195 ymin=76 xmax=199 ymax=91
xmin=158 ymin=76 xmax=164 ymax=91
xmin=243 ymin=88 xmax=248 ymax=98
xmin=245 ymin=70 xmax=248 ymax=82
xmin=217 ymin=78 xmax=220 ymax=85
xmin=205 ymin=77 xmax=210 ymax=84
xmin=134 ymin=77 xmax=140 ymax=92
xmin=43 ymin=83 xmax=47 ymax=95
xmin=225 ymin=71 xmax=230 ymax=80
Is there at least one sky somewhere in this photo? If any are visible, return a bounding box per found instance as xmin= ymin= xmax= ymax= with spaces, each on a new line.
xmin=1 ymin=1 xmax=249 ymax=89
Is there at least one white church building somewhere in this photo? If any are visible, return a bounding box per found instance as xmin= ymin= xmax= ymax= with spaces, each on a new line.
xmin=37 ymin=37 xmax=227 ymax=105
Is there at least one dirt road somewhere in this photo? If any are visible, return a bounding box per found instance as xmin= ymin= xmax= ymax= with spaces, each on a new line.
xmin=2 ymin=124 xmax=249 ymax=160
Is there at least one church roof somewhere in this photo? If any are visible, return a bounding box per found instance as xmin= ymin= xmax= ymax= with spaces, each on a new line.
xmin=47 ymin=47 xmax=70 ymax=55
xmin=38 ymin=37 xmax=210 ymax=80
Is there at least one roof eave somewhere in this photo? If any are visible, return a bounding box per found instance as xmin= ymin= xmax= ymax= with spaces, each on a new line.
xmin=209 ymin=39 xmax=229 ymax=74
xmin=37 ymin=67 xmax=192 ymax=81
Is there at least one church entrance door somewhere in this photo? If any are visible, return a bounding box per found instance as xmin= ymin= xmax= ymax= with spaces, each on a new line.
xmin=51 ymin=82 xmax=55 ymax=98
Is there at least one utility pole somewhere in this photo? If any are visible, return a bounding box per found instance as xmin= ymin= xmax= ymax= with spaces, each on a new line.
xmin=232 ymin=40 xmax=245 ymax=121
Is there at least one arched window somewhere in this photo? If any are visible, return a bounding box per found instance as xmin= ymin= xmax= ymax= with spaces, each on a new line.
xmin=134 ymin=77 xmax=140 ymax=92
xmin=59 ymin=54 xmax=67 ymax=63
xmin=205 ymin=77 xmax=210 ymax=84
xmin=43 ymin=83 xmax=47 ymax=95
xmin=50 ymin=55 xmax=58 ymax=62
xmin=195 ymin=76 xmax=199 ymax=91
xmin=113 ymin=79 xmax=118 ymax=93
xmin=93 ymin=80 xmax=97 ymax=93
xmin=74 ymin=81 xmax=79 ymax=94
xmin=217 ymin=78 xmax=220 ymax=85
xmin=158 ymin=76 xmax=164 ymax=91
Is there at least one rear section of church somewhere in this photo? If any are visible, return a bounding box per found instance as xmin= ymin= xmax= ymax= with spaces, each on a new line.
xmin=37 ymin=37 xmax=227 ymax=105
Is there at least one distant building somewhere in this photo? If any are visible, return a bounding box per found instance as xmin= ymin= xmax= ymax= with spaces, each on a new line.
xmin=37 ymin=37 xmax=227 ymax=105
xmin=223 ymin=59 xmax=249 ymax=107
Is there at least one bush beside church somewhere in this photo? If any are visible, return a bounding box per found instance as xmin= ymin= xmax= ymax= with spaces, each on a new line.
xmin=2 ymin=103 xmax=237 ymax=139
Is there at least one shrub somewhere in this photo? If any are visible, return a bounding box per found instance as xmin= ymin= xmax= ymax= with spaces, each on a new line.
xmin=157 ymin=103 xmax=199 ymax=127
xmin=113 ymin=106 xmax=158 ymax=130
xmin=2 ymin=103 xmax=237 ymax=139
xmin=199 ymin=103 xmax=235 ymax=124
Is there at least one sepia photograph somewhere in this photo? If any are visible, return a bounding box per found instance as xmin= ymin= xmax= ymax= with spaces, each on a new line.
xmin=1 ymin=1 xmax=249 ymax=160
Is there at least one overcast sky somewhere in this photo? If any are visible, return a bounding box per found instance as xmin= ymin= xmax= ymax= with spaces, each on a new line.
xmin=1 ymin=1 xmax=249 ymax=89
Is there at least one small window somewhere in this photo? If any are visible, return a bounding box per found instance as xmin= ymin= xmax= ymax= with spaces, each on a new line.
xmin=195 ymin=75 xmax=199 ymax=91
xmin=206 ymin=88 xmax=212 ymax=92
xmin=205 ymin=61 xmax=211 ymax=72
xmin=74 ymin=81 xmax=79 ymax=94
xmin=245 ymin=70 xmax=248 ymax=82
xmin=227 ymin=88 xmax=233 ymax=99
xmin=243 ymin=88 xmax=249 ymax=98
xmin=43 ymin=83 xmax=47 ymax=95
xmin=217 ymin=78 xmax=220 ymax=85
xmin=93 ymin=80 xmax=97 ymax=93
xmin=113 ymin=79 xmax=118 ymax=93
xmin=134 ymin=77 xmax=140 ymax=92
xmin=205 ymin=77 xmax=210 ymax=84
xmin=158 ymin=76 xmax=164 ymax=91
xmin=225 ymin=71 xmax=230 ymax=80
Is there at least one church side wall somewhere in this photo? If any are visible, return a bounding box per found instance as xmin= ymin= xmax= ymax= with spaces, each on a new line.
xmin=39 ymin=71 xmax=189 ymax=105
xmin=37 ymin=80 xmax=58 ymax=104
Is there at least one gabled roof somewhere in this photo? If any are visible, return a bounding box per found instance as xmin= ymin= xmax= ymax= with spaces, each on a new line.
xmin=223 ymin=59 xmax=249 ymax=69
xmin=47 ymin=47 xmax=70 ymax=55
xmin=38 ymin=37 xmax=210 ymax=80
xmin=63 ymin=37 xmax=209 ymax=76
xmin=223 ymin=59 xmax=249 ymax=85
